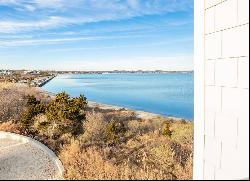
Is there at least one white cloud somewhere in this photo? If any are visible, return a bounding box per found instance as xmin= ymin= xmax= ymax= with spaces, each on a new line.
xmin=0 ymin=33 xmax=192 ymax=47
xmin=0 ymin=33 xmax=157 ymax=47
xmin=47 ymin=38 xmax=193 ymax=52
xmin=33 ymin=0 xmax=65 ymax=8
xmin=0 ymin=16 xmax=85 ymax=33
xmin=0 ymin=0 xmax=193 ymax=33
xmin=23 ymin=4 xmax=36 ymax=11
xmin=0 ymin=0 xmax=17 ymax=5
xmin=127 ymin=0 xmax=140 ymax=9
xmin=0 ymin=36 xmax=102 ymax=47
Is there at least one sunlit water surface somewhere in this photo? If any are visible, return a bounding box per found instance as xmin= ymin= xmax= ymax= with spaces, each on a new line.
xmin=43 ymin=73 xmax=194 ymax=120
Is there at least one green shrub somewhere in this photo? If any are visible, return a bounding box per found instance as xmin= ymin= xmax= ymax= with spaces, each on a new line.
xmin=21 ymin=92 xmax=87 ymax=136
xmin=106 ymin=120 xmax=127 ymax=145
xmin=46 ymin=92 xmax=87 ymax=121
xmin=162 ymin=121 xmax=172 ymax=138
xmin=45 ymin=92 xmax=87 ymax=136
xmin=21 ymin=95 xmax=45 ymax=129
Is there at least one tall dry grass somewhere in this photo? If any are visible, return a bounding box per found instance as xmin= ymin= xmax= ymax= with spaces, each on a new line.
xmin=0 ymin=83 xmax=51 ymax=123
xmin=0 ymin=121 xmax=22 ymax=134
xmin=60 ymin=141 xmax=178 ymax=180
xmin=59 ymin=111 xmax=193 ymax=180
xmin=80 ymin=111 xmax=107 ymax=143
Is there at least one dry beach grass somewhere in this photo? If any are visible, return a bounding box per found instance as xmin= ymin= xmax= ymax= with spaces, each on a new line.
xmin=0 ymin=83 xmax=193 ymax=180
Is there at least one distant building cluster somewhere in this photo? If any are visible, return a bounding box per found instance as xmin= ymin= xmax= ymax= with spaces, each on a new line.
xmin=0 ymin=69 xmax=56 ymax=87
xmin=56 ymin=70 xmax=194 ymax=74
xmin=0 ymin=70 xmax=14 ymax=75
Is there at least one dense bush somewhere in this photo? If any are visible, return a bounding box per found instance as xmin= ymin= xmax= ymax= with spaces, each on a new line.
xmin=106 ymin=120 xmax=127 ymax=145
xmin=45 ymin=92 xmax=87 ymax=136
xmin=21 ymin=95 xmax=45 ymax=129
xmin=46 ymin=92 xmax=87 ymax=122
xmin=20 ymin=92 xmax=87 ymax=136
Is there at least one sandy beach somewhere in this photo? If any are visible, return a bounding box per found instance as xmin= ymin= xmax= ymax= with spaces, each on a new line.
xmin=88 ymin=100 xmax=186 ymax=121
xmin=44 ymin=86 xmax=188 ymax=121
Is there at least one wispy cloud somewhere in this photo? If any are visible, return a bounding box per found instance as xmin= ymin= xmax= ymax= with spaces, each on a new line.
xmin=0 ymin=0 xmax=193 ymax=71
xmin=0 ymin=37 xmax=94 ymax=47
xmin=1 ymin=33 xmax=174 ymax=47
xmin=0 ymin=0 xmax=72 ymax=11
xmin=0 ymin=16 xmax=71 ymax=33
xmin=48 ymin=38 xmax=193 ymax=52
xmin=0 ymin=0 xmax=193 ymax=33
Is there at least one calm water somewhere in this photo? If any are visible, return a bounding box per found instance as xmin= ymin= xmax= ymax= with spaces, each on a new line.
xmin=43 ymin=73 xmax=194 ymax=120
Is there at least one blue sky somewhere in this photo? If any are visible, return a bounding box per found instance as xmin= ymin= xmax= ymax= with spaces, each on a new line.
xmin=0 ymin=0 xmax=193 ymax=71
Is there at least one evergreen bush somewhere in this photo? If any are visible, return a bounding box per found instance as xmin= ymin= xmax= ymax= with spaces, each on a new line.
xmin=45 ymin=92 xmax=87 ymax=135
xmin=106 ymin=120 xmax=127 ymax=144
xmin=162 ymin=121 xmax=172 ymax=138
xmin=21 ymin=95 xmax=45 ymax=129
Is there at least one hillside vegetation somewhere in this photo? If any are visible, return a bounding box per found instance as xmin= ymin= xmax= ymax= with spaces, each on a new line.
xmin=0 ymin=83 xmax=193 ymax=180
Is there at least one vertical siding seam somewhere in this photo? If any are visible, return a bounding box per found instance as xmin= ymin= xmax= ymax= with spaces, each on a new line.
xmin=221 ymin=31 xmax=223 ymax=58
xmin=203 ymin=1 xmax=206 ymax=179
xmin=220 ymin=87 xmax=223 ymax=112
xmin=236 ymin=118 xmax=239 ymax=149
xmin=237 ymin=58 xmax=239 ymax=87
xmin=236 ymin=0 xmax=239 ymax=25
xmin=220 ymin=141 xmax=223 ymax=169
xmin=214 ymin=113 xmax=216 ymax=138
xmin=214 ymin=60 xmax=216 ymax=86
xmin=202 ymin=0 xmax=207 ymax=180
xmin=214 ymin=165 xmax=216 ymax=180
xmin=203 ymin=135 xmax=206 ymax=180
xmin=214 ymin=6 xmax=216 ymax=33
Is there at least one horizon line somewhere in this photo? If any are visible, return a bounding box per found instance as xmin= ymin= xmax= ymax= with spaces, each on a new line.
xmin=1 ymin=69 xmax=194 ymax=72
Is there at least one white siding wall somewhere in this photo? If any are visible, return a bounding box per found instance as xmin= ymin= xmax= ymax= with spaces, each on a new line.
xmin=203 ymin=0 xmax=249 ymax=179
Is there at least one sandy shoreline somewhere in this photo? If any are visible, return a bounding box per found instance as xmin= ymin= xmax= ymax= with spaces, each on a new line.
xmin=42 ymin=88 xmax=189 ymax=121
xmin=40 ymin=75 xmax=192 ymax=121
xmin=88 ymin=100 xmax=187 ymax=121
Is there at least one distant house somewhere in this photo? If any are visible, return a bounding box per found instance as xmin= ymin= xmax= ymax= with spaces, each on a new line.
xmin=0 ymin=70 xmax=12 ymax=75
xmin=23 ymin=70 xmax=32 ymax=75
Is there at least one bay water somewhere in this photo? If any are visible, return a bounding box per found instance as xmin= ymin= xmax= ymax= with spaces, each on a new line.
xmin=43 ymin=73 xmax=194 ymax=120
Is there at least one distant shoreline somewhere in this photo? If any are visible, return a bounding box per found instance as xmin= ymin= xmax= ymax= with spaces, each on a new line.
xmin=55 ymin=70 xmax=194 ymax=75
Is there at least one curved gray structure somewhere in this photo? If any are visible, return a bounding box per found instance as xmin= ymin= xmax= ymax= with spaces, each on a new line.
xmin=0 ymin=131 xmax=64 ymax=180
